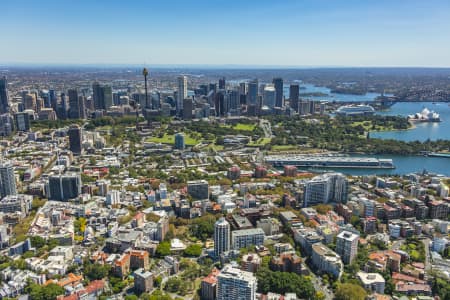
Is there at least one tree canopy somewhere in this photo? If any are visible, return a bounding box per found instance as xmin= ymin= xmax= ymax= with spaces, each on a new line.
xmin=256 ymin=268 xmax=315 ymax=299
xmin=156 ymin=241 xmax=171 ymax=257
xmin=335 ymin=283 xmax=367 ymax=300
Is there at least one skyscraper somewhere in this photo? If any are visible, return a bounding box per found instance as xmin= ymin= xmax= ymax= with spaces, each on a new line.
xmin=183 ymin=98 xmax=193 ymax=120
xmin=0 ymin=77 xmax=9 ymax=114
xmin=59 ymin=93 xmax=68 ymax=119
xmin=217 ymin=264 xmax=257 ymax=300
xmin=177 ymin=76 xmax=187 ymax=113
xmin=102 ymin=85 xmax=113 ymax=110
xmin=239 ymin=82 xmax=247 ymax=104
xmin=289 ymin=84 xmax=300 ymax=112
xmin=214 ymin=217 xmax=230 ymax=258
xmin=78 ymin=95 xmax=87 ymax=119
xmin=68 ymin=89 xmax=80 ymax=119
xmin=93 ymin=82 xmax=113 ymax=110
xmin=272 ymin=77 xmax=284 ymax=108
xmin=93 ymin=82 xmax=102 ymax=109
xmin=336 ymin=231 xmax=359 ymax=264
xmin=23 ymin=93 xmax=37 ymax=111
xmin=218 ymin=77 xmax=226 ymax=89
xmin=0 ymin=162 xmax=17 ymax=198
xmin=263 ymin=85 xmax=276 ymax=109
xmin=68 ymin=124 xmax=82 ymax=155
xmin=247 ymin=80 xmax=258 ymax=105
xmin=49 ymin=89 xmax=57 ymax=111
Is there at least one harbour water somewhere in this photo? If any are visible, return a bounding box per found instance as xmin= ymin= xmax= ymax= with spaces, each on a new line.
xmin=280 ymin=83 xmax=450 ymax=175
xmin=300 ymin=154 xmax=450 ymax=176
xmin=371 ymin=102 xmax=450 ymax=141
xmin=283 ymin=83 xmax=384 ymax=102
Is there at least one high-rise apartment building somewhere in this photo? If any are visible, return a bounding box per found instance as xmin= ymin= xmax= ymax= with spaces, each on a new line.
xmin=231 ymin=228 xmax=265 ymax=250
xmin=174 ymin=133 xmax=185 ymax=150
xmin=217 ymin=264 xmax=257 ymax=300
xmin=303 ymin=173 xmax=348 ymax=207
xmin=336 ymin=231 xmax=359 ymax=264
xmin=48 ymin=173 xmax=82 ymax=201
xmin=68 ymin=124 xmax=82 ymax=155
xmin=214 ymin=217 xmax=230 ymax=258
xmin=0 ymin=162 xmax=17 ymax=198
xmin=187 ymin=180 xmax=209 ymax=200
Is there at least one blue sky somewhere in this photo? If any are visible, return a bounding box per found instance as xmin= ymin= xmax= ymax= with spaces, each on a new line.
xmin=2 ymin=0 xmax=450 ymax=66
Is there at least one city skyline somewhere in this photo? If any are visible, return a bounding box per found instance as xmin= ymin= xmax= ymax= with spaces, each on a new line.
xmin=2 ymin=0 xmax=450 ymax=67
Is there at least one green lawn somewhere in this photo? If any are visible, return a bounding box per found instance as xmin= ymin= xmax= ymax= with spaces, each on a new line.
xmin=248 ymin=137 xmax=271 ymax=146
xmin=146 ymin=133 xmax=200 ymax=146
xmin=208 ymin=143 xmax=224 ymax=151
xmin=350 ymin=121 xmax=396 ymax=132
xmin=233 ymin=123 xmax=256 ymax=131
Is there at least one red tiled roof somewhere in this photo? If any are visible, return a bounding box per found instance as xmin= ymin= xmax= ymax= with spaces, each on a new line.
xmin=85 ymin=280 xmax=105 ymax=294
xmin=392 ymin=272 xmax=425 ymax=284
xmin=396 ymin=283 xmax=431 ymax=293
xmin=411 ymin=262 xmax=425 ymax=269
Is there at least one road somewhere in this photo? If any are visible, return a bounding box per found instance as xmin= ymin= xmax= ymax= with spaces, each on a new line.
xmin=259 ymin=119 xmax=273 ymax=138
xmin=391 ymin=239 xmax=405 ymax=250
xmin=310 ymin=273 xmax=334 ymax=300
xmin=303 ymin=262 xmax=334 ymax=300
xmin=422 ymin=237 xmax=432 ymax=272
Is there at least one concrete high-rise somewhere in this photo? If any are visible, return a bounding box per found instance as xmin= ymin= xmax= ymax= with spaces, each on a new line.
xmin=303 ymin=173 xmax=348 ymax=207
xmin=217 ymin=264 xmax=257 ymax=300
xmin=214 ymin=217 xmax=230 ymax=258
xmin=0 ymin=162 xmax=17 ymax=198
xmin=336 ymin=231 xmax=359 ymax=264
xmin=272 ymin=78 xmax=284 ymax=108
xmin=177 ymin=76 xmax=187 ymax=113
xmin=68 ymin=124 xmax=82 ymax=155
xmin=0 ymin=77 xmax=9 ymax=114
xmin=187 ymin=180 xmax=209 ymax=200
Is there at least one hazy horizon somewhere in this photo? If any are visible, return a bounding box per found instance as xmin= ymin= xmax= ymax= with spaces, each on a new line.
xmin=2 ymin=62 xmax=450 ymax=70
xmin=2 ymin=0 xmax=450 ymax=67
